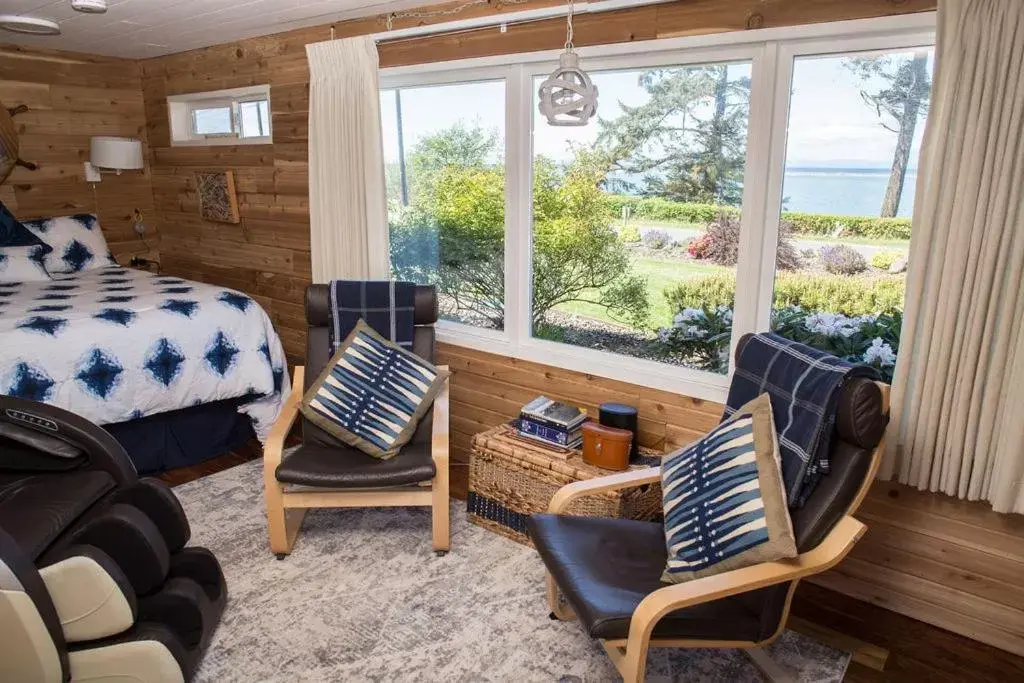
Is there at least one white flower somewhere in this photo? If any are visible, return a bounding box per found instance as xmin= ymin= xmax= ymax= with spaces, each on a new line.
xmin=674 ymin=308 xmax=704 ymax=325
xmin=863 ymin=338 xmax=897 ymax=367
xmin=685 ymin=325 xmax=707 ymax=339
xmin=658 ymin=328 xmax=671 ymax=343
xmin=804 ymin=312 xmax=859 ymax=338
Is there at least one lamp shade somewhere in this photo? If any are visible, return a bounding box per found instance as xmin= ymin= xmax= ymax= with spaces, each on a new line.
xmin=90 ymin=136 xmax=143 ymax=171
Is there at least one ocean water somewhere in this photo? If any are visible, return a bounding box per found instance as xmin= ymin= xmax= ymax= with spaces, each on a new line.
xmin=782 ymin=168 xmax=918 ymax=218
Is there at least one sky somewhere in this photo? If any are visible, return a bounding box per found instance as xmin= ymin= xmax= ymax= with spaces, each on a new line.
xmin=379 ymin=47 xmax=934 ymax=173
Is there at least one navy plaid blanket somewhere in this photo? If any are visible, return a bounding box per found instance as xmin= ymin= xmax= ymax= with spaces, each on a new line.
xmin=723 ymin=333 xmax=880 ymax=507
xmin=327 ymin=280 xmax=416 ymax=353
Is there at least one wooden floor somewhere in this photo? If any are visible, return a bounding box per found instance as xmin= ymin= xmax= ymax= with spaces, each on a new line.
xmin=160 ymin=445 xmax=1024 ymax=682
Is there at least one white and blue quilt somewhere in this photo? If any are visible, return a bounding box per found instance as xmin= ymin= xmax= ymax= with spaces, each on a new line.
xmin=0 ymin=266 xmax=289 ymax=440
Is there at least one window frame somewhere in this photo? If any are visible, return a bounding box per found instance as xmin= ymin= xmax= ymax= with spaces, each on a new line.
xmin=168 ymin=85 xmax=273 ymax=146
xmin=379 ymin=13 xmax=936 ymax=402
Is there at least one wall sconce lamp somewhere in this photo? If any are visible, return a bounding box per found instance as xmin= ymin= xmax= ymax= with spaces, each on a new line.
xmin=84 ymin=136 xmax=144 ymax=182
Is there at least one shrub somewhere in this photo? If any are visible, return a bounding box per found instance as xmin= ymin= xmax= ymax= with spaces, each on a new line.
xmin=601 ymin=195 xmax=913 ymax=240
xmin=619 ymin=225 xmax=642 ymax=243
xmin=820 ymin=244 xmax=868 ymax=275
xmin=689 ymin=214 xmax=800 ymax=271
xmin=870 ymin=250 xmax=903 ymax=270
xmin=659 ymin=306 xmax=901 ymax=380
xmin=642 ymin=229 xmax=673 ymax=249
xmin=664 ymin=271 xmax=906 ymax=316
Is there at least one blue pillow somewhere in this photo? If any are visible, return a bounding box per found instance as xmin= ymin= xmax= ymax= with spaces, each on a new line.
xmin=300 ymin=319 xmax=449 ymax=459
xmin=661 ymin=393 xmax=796 ymax=583
xmin=0 ymin=202 xmax=50 ymax=250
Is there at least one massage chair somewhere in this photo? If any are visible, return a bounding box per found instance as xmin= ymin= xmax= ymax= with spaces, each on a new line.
xmin=0 ymin=396 xmax=226 ymax=682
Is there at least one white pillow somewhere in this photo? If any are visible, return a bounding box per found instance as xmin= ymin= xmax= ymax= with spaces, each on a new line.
xmin=0 ymin=245 xmax=51 ymax=282
xmin=22 ymin=214 xmax=117 ymax=274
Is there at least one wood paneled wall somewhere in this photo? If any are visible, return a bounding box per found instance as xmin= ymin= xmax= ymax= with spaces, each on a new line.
xmin=139 ymin=0 xmax=936 ymax=363
xmin=0 ymin=46 xmax=158 ymax=264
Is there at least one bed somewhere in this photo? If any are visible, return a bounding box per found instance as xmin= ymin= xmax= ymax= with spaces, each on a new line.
xmin=0 ymin=264 xmax=289 ymax=473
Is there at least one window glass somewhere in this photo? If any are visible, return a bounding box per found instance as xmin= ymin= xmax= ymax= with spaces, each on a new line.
xmin=768 ymin=49 xmax=934 ymax=381
xmin=530 ymin=62 xmax=752 ymax=374
xmin=381 ymin=80 xmax=507 ymax=330
xmin=239 ymin=100 xmax=270 ymax=138
xmin=191 ymin=106 xmax=233 ymax=135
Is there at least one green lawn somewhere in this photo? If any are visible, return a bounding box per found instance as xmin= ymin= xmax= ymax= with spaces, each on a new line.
xmin=554 ymin=256 xmax=729 ymax=330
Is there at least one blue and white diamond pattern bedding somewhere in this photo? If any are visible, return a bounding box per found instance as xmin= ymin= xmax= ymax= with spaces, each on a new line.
xmin=21 ymin=214 xmax=118 ymax=275
xmin=0 ymin=265 xmax=289 ymax=440
xmin=0 ymin=245 xmax=51 ymax=283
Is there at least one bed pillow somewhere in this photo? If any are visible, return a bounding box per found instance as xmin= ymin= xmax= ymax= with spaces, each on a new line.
xmin=300 ymin=319 xmax=449 ymax=460
xmin=0 ymin=245 xmax=52 ymax=282
xmin=21 ymin=213 xmax=117 ymax=274
xmin=661 ymin=393 xmax=796 ymax=583
xmin=1 ymin=202 xmax=50 ymax=250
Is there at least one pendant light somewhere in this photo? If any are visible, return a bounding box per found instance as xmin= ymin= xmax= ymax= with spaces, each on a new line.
xmin=537 ymin=0 xmax=598 ymax=127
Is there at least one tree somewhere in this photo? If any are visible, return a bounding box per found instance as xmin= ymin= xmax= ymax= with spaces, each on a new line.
xmin=845 ymin=52 xmax=931 ymax=217
xmin=390 ymin=126 xmax=649 ymax=329
xmin=406 ymin=122 xmax=500 ymax=203
xmin=596 ymin=65 xmax=750 ymax=205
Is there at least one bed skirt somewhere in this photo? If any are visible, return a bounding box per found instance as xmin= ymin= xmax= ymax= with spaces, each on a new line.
xmin=105 ymin=397 xmax=257 ymax=475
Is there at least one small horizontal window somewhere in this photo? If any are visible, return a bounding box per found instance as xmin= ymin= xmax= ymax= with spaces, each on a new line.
xmin=168 ymin=86 xmax=272 ymax=146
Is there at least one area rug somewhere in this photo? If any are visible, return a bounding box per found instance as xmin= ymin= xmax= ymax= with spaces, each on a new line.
xmin=174 ymin=461 xmax=851 ymax=682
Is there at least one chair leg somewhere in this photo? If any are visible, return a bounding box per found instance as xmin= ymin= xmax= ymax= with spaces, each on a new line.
xmin=266 ymin=480 xmax=305 ymax=556
xmin=547 ymin=573 xmax=575 ymax=621
xmin=602 ymin=640 xmax=648 ymax=683
xmin=431 ymin=475 xmax=450 ymax=555
xmin=744 ymin=647 xmax=795 ymax=683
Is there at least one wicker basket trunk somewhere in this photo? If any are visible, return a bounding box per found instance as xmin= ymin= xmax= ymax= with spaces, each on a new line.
xmin=467 ymin=424 xmax=664 ymax=546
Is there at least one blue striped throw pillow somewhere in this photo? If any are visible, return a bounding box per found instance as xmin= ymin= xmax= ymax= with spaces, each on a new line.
xmin=661 ymin=393 xmax=796 ymax=583
xmin=299 ymin=319 xmax=448 ymax=460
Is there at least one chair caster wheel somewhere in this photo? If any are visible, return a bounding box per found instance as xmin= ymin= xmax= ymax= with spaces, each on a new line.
xmin=434 ymin=550 xmax=448 ymax=557
xmin=275 ymin=553 xmax=287 ymax=561
xmin=549 ymin=611 xmax=558 ymax=620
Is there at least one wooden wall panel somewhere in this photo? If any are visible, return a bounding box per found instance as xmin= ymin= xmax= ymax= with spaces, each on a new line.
xmin=139 ymin=0 xmax=935 ymax=362
xmin=0 ymin=46 xmax=159 ymax=265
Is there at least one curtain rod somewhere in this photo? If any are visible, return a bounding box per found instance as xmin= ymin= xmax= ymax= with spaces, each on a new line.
xmin=335 ymin=0 xmax=674 ymax=45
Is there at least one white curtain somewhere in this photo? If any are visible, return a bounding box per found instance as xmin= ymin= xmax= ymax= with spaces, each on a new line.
xmin=306 ymin=36 xmax=390 ymax=282
xmin=882 ymin=0 xmax=1024 ymax=513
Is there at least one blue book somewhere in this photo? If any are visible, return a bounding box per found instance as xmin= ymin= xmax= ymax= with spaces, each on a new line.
xmin=516 ymin=418 xmax=582 ymax=448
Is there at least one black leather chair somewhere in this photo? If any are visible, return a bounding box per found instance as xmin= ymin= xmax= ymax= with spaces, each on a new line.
xmin=527 ymin=334 xmax=890 ymax=682
xmin=0 ymin=396 xmax=226 ymax=682
xmin=263 ymin=284 xmax=450 ymax=558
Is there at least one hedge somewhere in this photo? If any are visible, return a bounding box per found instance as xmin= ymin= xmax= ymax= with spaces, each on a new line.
xmin=664 ymin=271 xmax=906 ymax=317
xmin=605 ymin=195 xmax=912 ymax=240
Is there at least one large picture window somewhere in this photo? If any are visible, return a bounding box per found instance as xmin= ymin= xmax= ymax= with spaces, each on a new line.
xmin=379 ymin=14 xmax=936 ymax=400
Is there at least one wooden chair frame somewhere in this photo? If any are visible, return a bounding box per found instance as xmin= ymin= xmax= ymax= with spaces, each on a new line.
xmin=263 ymin=365 xmax=450 ymax=558
xmin=544 ymin=384 xmax=890 ymax=683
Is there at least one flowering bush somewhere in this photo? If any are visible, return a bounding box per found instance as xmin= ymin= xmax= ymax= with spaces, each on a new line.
xmin=687 ymin=214 xmax=800 ymax=270
xmin=642 ymin=229 xmax=673 ymax=249
xmin=658 ymin=305 xmax=901 ymax=380
xmin=687 ymin=233 xmax=711 ymax=259
xmin=619 ymin=225 xmax=642 ymax=243
xmin=657 ymin=306 xmax=734 ymax=374
xmin=870 ymin=250 xmax=903 ymax=270
xmin=820 ymin=244 xmax=868 ymax=275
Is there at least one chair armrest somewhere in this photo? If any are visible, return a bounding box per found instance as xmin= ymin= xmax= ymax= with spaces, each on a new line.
xmin=627 ymin=515 xmax=867 ymax=643
xmin=265 ymin=366 xmax=304 ymax=470
xmin=548 ymin=467 xmax=661 ymax=514
xmin=431 ymin=367 xmax=450 ymax=467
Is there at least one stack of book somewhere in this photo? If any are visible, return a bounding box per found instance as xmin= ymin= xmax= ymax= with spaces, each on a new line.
xmin=516 ymin=396 xmax=587 ymax=449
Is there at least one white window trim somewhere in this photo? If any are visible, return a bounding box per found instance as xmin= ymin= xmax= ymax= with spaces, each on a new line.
xmin=168 ymin=85 xmax=273 ymax=147
xmin=381 ymin=12 xmax=937 ymax=403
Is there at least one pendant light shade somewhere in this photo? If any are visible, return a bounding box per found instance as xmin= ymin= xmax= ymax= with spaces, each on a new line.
xmin=537 ymin=0 xmax=598 ymax=127
xmin=538 ymin=51 xmax=598 ymax=127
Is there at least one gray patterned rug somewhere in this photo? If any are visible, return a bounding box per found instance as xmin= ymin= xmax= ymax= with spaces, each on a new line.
xmin=174 ymin=461 xmax=851 ymax=682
